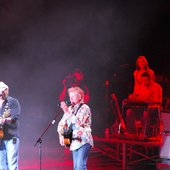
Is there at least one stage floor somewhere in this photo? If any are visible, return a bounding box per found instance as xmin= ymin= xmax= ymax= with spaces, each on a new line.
xmin=18 ymin=135 xmax=169 ymax=170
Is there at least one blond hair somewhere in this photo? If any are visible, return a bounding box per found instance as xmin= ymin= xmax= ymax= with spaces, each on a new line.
xmin=68 ymin=86 xmax=84 ymax=103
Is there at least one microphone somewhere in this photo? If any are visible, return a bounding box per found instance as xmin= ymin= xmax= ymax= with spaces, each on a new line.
xmin=58 ymin=100 xmax=71 ymax=107
xmin=119 ymin=63 xmax=129 ymax=67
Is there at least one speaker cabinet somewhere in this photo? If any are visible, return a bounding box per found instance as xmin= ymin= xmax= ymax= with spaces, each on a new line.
xmin=160 ymin=111 xmax=170 ymax=159
xmin=160 ymin=135 xmax=170 ymax=159
xmin=161 ymin=111 xmax=170 ymax=131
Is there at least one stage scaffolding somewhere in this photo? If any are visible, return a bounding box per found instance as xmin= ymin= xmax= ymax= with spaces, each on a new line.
xmin=94 ymin=135 xmax=162 ymax=169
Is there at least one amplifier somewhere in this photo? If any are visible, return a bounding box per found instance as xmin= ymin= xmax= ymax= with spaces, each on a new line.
xmin=160 ymin=111 xmax=170 ymax=159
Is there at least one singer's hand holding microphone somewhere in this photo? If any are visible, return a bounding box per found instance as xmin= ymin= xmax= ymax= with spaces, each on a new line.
xmin=59 ymin=101 xmax=69 ymax=113
xmin=58 ymin=100 xmax=72 ymax=113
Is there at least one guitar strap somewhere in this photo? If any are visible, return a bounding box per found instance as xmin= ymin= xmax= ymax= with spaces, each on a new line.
xmin=69 ymin=103 xmax=84 ymax=130
xmin=73 ymin=103 xmax=84 ymax=116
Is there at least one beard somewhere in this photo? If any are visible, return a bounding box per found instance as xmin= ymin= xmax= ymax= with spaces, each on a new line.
xmin=0 ymin=92 xmax=7 ymax=100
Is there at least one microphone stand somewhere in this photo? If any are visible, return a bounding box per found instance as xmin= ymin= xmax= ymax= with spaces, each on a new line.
xmin=34 ymin=111 xmax=61 ymax=170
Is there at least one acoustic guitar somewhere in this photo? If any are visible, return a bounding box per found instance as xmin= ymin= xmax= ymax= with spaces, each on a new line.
xmin=0 ymin=107 xmax=11 ymax=139
xmin=111 ymin=93 xmax=126 ymax=134
xmin=63 ymin=103 xmax=83 ymax=147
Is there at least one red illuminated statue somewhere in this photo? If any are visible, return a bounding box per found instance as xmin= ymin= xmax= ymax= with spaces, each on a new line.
xmin=59 ymin=68 xmax=90 ymax=104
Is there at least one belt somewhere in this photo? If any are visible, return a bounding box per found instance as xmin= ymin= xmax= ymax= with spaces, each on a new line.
xmin=72 ymin=137 xmax=82 ymax=142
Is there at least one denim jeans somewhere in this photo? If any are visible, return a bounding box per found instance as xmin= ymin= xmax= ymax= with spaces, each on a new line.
xmin=0 ymin=138 xmax=19 ymax=170
xmin=72 ymin=143 xmax=91 ymax=170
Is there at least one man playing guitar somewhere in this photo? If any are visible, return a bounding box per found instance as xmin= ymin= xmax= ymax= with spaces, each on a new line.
xmin=0 ymin=82 xmax=21 ymax=170
xmin=57 ymin=86 xmax=93 ymax=170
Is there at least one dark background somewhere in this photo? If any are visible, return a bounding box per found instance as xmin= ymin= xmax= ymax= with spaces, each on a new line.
xmin=0 ymin=0 xmax=169 ymax=160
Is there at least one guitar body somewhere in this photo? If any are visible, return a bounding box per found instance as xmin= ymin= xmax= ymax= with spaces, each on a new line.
xmin=111 ymin=119 xmax=120 ymax=135
xmin=0 ymin=126 xmax=4 ymax=138
xmin=0 ymin=107 xmax=11 ymax=139
xmin=64 ymin=134 xmax=72 ymax=147
xmin=63 ymin=125 xmax=72 ymax=147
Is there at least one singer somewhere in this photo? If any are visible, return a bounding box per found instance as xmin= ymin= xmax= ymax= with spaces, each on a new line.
xmin=57 ymin=86 xmax=93 ymax=170
xmin=0 ymin=82 xmax=21 ymax=170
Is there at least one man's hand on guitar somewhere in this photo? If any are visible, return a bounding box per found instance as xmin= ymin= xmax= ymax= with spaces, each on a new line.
xmin=59 ymin=135 xmax=65 ymax=146
xmin=0 ymin=117 xmax=6 ymax=125
xmin=0 ymin=117 xmax=11 ymax=124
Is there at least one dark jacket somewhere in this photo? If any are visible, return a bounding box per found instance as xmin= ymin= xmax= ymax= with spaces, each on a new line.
xmin=0 ymin=96 xmax=21 ymax=140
